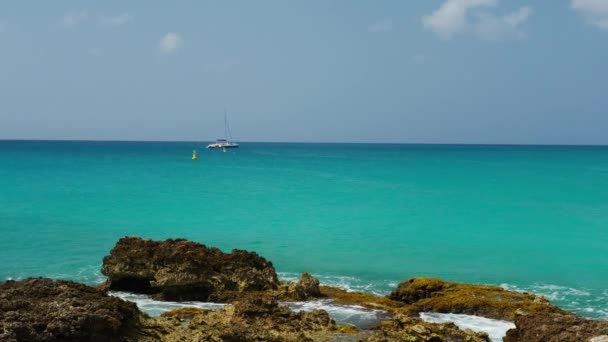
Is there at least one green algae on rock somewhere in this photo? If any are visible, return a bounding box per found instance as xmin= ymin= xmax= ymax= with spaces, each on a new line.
xmin=503 ymin=312 xmax=608 ymax=342
xmin=319 ymin=285 xmax=403 ymax=311
xmin=367 ymin=313 xmax=490 ymax=342
xmin=389 ymin=277 xmax=565 ymax=320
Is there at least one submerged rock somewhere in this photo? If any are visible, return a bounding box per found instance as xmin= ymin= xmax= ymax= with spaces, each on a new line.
xmin=503 ymin=313 xmax=608 ymax=342
xmin=101 ymin=237 xmax=279 ymax=301
xmin=388 ymin=277 xmax=565 ymax=321
xmin=319 ymin=285 xmax=403 ymax=311
xmin=0 ymin=278 xmax=145 ymax=342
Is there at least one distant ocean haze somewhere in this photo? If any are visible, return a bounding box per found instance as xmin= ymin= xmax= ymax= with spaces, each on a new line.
xmin=0 ymin=141 xmax=607 ymax=319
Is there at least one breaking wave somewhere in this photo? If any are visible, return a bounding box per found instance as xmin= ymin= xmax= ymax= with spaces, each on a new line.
xmin=109 ymin=291 xmax=388 ymax=328
xmin=420 ymin=312 xmax=515 ymax=342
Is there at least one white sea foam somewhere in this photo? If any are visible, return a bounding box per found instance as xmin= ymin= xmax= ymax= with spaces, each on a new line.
xmin=500 ymin=282 xmax=607 ymax=319
xmin=110 ymin=291 xmax=388 ymax=328
xmin=282 ymin=299 xmax=390 ymax=328
xmin=277 ymin=272 xmax=392 ymax=296
xmin=420 ymin=312 xmax=515 ymax=342
xmin=109 ymin=291 xmax=226 ymax=317
xmin=279 ymin=273 xmax=608 ymax=320
xmin=8 ymin=269 xmax=608 ymax=321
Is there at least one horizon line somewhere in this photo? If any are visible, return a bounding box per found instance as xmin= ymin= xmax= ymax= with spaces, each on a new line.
xmin=1 ymin=138 xmax=607 ymax=148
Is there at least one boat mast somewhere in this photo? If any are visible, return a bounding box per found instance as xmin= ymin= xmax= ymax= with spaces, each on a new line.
xmin=224 ymin=107 xmax=233 ymax=142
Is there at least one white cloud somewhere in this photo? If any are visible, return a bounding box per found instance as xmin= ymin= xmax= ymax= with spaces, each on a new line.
xmin=475 ymin=6 xmax=532 ymax=41
xmin=369 ymin=19 xmax=393 ymax=33
xmin=423 ymin=0 xmax=531 ymax=41
xmin=423 ymin=0 xmax=496 ymax=38
xmin=572 ymin=0 xmax=608 ymax=30
xmin=63 ymin=10 xmax=88 ymax=28
xmin=159 ymin=32 xmax=183 ymax=54
xmin=99 ymin=13 xmax=131 ymax=27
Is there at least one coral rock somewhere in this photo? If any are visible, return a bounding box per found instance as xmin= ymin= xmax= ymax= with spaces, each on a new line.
xmin=101 ymin=237 xmax=279 ymax=301
xmin=295 ymin=272 xmax=322 ymax=300
xmin=503 ymin=313 xmax=608 ymax=342
xmin=0 ymin=278 xmax=144 ymax=342
xmin=389 ymin=277 xmax=565 ymax=320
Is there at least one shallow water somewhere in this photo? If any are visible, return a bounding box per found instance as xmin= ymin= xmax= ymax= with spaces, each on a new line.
xmin=1 ymin=141 xmax=607 ymax=319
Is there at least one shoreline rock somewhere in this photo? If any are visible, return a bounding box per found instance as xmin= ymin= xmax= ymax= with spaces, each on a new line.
xmin=101 ymin=237 xmax=279 ymax=301
xmin=388 ymin=277 xmax=565 ymax=321
xmin=3 ymin=236 xmax=606 ymax=341
xmin=503 ymin=313 xmax=608 ymax=342
xmin=0 ymin=278 xmax=146 ymax=342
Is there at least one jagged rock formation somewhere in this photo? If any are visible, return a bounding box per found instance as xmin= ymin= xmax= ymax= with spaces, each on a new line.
xmin=0 ymin=278 xmax=144 ymax=342
xmin=295 ymin=272 xmax=322 ymax=299
xmin=503 ymin=313 xmax=608 ymax=342
xmin=6 ymin=237 xmax=607 ymax=342
xmin=274 ymin=272 xmax=324 ymax=301
xmin=368 ymin=313 xmax=490 ymax=342
xmin=388 ymin=277 xmax=564 ymax=320
xmin=0 ymin=277 xmax=353 ymax=342
xmin=101 ymin=237 xmax=279 ymax=301
xmin=157 ymin=296 xmax=344 ymax=342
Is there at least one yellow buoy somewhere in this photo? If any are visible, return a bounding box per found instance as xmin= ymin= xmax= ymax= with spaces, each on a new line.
xmin=192 ymin=150 xmax=198 ymax=160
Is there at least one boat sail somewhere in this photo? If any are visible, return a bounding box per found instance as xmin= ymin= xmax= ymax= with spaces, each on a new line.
xmin=207 ymin=109 xmax=239 ymax=149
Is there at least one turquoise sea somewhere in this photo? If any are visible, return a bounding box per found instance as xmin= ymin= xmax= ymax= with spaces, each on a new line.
xmin=1 ymin=141 xmax=607 ymax=319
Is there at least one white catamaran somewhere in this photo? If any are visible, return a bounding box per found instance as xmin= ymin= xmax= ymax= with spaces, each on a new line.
xmin=207 ymin=109 xmax=239 ymax=149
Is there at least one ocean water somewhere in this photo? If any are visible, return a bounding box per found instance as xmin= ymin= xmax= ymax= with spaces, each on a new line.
xmin=1 ymin=141 xmax=607 ymax=320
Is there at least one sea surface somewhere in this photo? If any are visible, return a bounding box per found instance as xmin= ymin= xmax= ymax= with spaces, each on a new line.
xmin=1 ymin=141 xmax=607 ymax=320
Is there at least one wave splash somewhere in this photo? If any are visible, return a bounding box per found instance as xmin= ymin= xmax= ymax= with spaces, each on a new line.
xmin=420 ymin=312 xmax=515 ymax=342
xmin=500 ymin=283 xmax=608 ymax=320
xmin=110 ymin=291 xmax=226 ymax=317
xmin=6 ymin=269 xmax=607 ymax=321
xmin=110 ymin=291 xmax=388 ymax=328
xmin=279 ymin=272 xmax=608 ymax=320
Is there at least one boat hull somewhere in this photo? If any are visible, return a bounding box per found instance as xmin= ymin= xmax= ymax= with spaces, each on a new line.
xmin=206 ymin=143 xmax=239 ymax=149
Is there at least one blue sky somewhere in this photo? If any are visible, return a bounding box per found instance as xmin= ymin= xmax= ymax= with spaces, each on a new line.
xmin=1 ymin=0 xmax=607 ymax=144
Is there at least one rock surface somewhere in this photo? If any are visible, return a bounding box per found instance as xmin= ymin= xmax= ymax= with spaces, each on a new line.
xmin=0 ymin=278 xmax=144 ymax=342
xmin=295 ymin=272 xmax=322 ymax=299
xmin=503 ymin=313 xmax=608 ymax=342
xmin=368 ymin=313 xmax=490 ymax=342
xmin=7 ymin=237 xmax=608 ymax=342
xmin=157 ymin=296 xmax=344 ymax=342
xmin=101 ymin=237 xmax=279 ymax=301
xmin=388 ymin=277 xmax=564 ymax=320
xmin=274 ymin=272 xmax=324 ymax=301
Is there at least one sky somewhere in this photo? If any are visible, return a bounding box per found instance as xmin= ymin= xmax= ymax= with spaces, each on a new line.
xmin=0 ymin=0 xmax=607 ymax=144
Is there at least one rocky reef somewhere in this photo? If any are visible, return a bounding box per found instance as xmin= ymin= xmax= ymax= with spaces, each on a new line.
xmin=388 ymin=277 xmax=564 ymax=321
xmin=156 ymin=296 xmax=343 ymax=341
xmin=368 ymin=313 xmax=490 ymax=342
xmin=0 ymin=278 xmax=145 ymax=342
xmin=101 ymin=237 xmax=279 ymax=301
xmin=503 ymin=312 xmax=608 ymax=342
xmin=4 ymin=236 xmax=607 ymax=341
